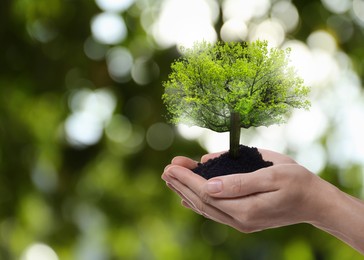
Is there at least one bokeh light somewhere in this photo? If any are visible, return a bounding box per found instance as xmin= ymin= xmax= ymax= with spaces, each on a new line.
xmin=31 ymin=161 xmax=58 ymax=193
xmin=91 ymin=12 xmax=127 ymax=44
xmin=352 ymin=0 xmax=364 ymax=26
xmin=131 ymin=57 xmax=160 ymax=85
xmin=84 ymin=37 xmax=108 ymax=61
xmin=72 ymin=204 xmax=108 ymax=260
xmin=177 ymin=124 xmax=206 ymax=141
xmin=21 ymin=243 xmax=58 ymax=260
xmin=152 ymin=0 xmax=218 ymax=48
xmin=146 ymin=122 xmax=174 ymax=151
xmin=327 ymin=15 xmax=354 ymax=43
xmin=249 ymin=19 xmax=285 ymax=46
xmin=65 ymin=112 xmax=104 ymax=146
xmin=65 ymin=88 xmax=116 ymax=147
xmin=271 ymin=1 xmax=299 ymax=33
xmin=220 ymin=19 xmax=248 ymax=42
xmin=222 ymin=0 xmax=270 ymax=22
xmin=95 ymin=0 xmax=134 ymax=12
xmin=105 ymin=115 xmax=133 ymax=144
xmin=321 ymin=0 xmax=352 ymax=14
xmin=3 ymin=0 xmax=364 ymax=258
xmin=27 ymin=21 xmax=57 ymax=43
xmin=106 ymin=46 xmax=133 ymax=83
xmin=307 ymin=30 xmax=337 ymax=54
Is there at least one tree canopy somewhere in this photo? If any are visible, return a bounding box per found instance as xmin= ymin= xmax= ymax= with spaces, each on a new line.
xmin=163 ymin=40 xmax=310 ymax=133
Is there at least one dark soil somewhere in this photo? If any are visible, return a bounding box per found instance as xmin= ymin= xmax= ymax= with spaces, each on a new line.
xmin=193 ymin=145 xmax=273 ymax=179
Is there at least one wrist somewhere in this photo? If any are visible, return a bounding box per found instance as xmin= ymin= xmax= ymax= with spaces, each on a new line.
xmin=308 ymin=180 xmax=364 ymax=254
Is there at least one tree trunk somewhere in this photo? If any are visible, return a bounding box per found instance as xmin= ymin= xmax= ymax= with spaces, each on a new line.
xmin=229 ymin=111 xmax=241 ymax=159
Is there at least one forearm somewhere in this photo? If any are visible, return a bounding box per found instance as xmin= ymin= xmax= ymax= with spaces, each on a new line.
xmin=309 ymin=183 xmax=364 ymax=254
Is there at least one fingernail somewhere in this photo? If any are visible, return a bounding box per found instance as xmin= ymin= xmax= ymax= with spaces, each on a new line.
xmin=206 ymin=179 xmax=222 ymax=193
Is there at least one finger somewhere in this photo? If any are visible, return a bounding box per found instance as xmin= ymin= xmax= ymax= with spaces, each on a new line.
xmin=181 ymin=199 xmax=206 ymax=217
xmin=162 ymin=165 xmax=206 ymax=212
xmin=162 ymin=157 xmax=197 ymax=181
xmin=171 ymin=156 xmax=199 ymax=169
xmin=163 ymin=165 xmax=207 ymax=196
xmin=204 ymin=166 xmax=281 ymax=198
xmin=164 ymin=166 xmax=237 ymax=226
xmin=173 ymin=174 xmax=273 ymax=232
xmin=181 ymin=200 xmax=222 ymax=222
xmin=162 ymin=163 xmax=196 ymax=184
xmin=166 ymin=182 xmax=201 ymax=214
xmin=201 ymin=152 xmax=225 ymax=163
xmin=172 ymin=179 xmax=238 ymax=226
xmin=166 ymin=165 xmax=208 ymax=197
xmin=181 ymin=199 xmax=192 ymax=209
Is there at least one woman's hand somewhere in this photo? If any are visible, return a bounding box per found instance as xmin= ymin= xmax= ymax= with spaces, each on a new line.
xmin=162 ymin=149 xmax=330 ymax=231
xmin=161 ymin=149 xmax=364 ymax=254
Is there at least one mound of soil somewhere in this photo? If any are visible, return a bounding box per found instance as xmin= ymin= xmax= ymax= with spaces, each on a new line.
xmin=192 ymin=145 xmax=273 ymax=179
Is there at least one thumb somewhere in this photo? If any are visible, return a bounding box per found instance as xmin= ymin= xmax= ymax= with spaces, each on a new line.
xmin=204 ymin=168 xmax=278 ymax=198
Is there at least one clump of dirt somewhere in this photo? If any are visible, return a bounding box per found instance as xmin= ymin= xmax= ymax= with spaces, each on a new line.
xmin=193 ymin=145 xmax=273 ymax=179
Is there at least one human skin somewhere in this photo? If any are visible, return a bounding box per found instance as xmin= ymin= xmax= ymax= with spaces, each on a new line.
xmin=161 ymin=149 xmax=364 ymax=254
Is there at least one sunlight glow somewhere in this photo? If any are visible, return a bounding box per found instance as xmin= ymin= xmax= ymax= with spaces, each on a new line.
xmin=177 ymin=124 xmax=207 ymax=141
xmin=222 ymin=0 xmax=270 ymax=22
xmin=327 ymin=98 xmax=364 ymax=166
xmin=282 ymin=40 xmax=339 ymax=87
xmin=250 ymin=125 xmax=287 ymax=153
xmin=285 ymin=106 xmax=328 ymax=149
xmin=152 ymin=0 xmax=218 ymax=48
xmin=199 ymin=131 xmax=230 ymax=153
xmin=295 ymin=143 xmax=327 ymax=175
xmin=310 ymin=50 xmax=340 ymax=86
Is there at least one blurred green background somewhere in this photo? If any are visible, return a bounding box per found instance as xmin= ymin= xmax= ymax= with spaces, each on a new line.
xmin=1 ymin=0 xmax=364 ymax=259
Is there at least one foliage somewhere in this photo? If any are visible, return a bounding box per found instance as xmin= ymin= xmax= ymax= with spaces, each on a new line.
xmin=163 ymin=40 xmax=310 ymax=132
xmin=163 ymin=40 xmax=310 ymax=157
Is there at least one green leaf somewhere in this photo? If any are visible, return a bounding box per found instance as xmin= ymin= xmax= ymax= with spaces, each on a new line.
xmin=163 ymin=40 xmax=310 ymax=133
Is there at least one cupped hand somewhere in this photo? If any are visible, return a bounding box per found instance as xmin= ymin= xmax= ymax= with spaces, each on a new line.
xmin=162 ymin=149 xmax=336 ymax=233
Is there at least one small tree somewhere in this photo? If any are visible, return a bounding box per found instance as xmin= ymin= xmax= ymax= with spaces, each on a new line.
xmin=163 ymin=40 xmax=310 ymax=158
